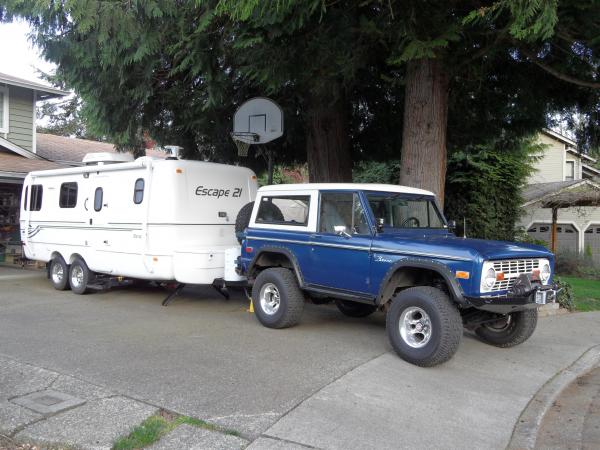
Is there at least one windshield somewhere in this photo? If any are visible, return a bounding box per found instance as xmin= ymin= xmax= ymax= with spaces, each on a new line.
xmin=366 ymin=193 xmax=446 ymax=229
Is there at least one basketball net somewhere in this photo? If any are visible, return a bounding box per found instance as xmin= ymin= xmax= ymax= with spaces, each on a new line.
xmin=233 ymin=139 xmax=250 ymax=157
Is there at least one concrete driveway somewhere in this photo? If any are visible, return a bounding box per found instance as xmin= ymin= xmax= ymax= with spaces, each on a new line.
xmin=1 ymin=265 xmax=599 ymax=449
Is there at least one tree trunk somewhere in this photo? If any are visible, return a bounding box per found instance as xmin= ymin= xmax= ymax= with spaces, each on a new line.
xmin=399 ymin=58 xmax=449 ymax=207
xmin=306 ymin=90 xmax=353 ymax=182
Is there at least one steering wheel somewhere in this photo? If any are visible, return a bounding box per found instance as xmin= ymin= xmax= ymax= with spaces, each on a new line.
xmin=401 ymin=216 xmax=421 ymax=228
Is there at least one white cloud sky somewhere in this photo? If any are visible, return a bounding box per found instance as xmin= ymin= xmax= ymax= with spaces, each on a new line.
xmin=0 ymin=20 xmax=56 ymax=84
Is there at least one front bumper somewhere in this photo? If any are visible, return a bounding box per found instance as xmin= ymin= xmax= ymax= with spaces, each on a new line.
xmin=466 ymin=284 xmax=559 ymax=314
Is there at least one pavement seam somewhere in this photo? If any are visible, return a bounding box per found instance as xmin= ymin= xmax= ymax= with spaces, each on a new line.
xmin=259 ymin=434 xmax=323 ymax=449
xmin=507 ymin=343 xmax=600 ymax=450
xmin=249 ymin=350 xmax=388 ymax=447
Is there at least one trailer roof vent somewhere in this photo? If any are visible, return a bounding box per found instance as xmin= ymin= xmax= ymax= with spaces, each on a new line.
xmin=82 ymin=152 xmax=134 ymax=165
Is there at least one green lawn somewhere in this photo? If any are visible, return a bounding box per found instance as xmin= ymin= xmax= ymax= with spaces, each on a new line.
xmin=560 ymin=276 xmax=600 ymax=312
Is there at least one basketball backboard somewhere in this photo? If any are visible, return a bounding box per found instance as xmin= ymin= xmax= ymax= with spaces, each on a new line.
xmin=232 ymin=97 xmax=284 ymax=144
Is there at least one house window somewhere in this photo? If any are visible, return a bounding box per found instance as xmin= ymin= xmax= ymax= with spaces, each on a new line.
xmin=565 ymin=161 xmax=575 ymax=180
xmin=0 ymin=86 xmax=8 ymax=133
xmin=59 ymin=182 xmax=78 ymax=208
xmin=94 ymin=187 xmax=103 ymax=211
xmin=133 ymin=178 xmax=144 ymax=204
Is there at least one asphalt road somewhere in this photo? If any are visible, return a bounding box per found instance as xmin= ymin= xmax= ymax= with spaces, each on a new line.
xmin=0 ymin=266 xmax=387 ymax=437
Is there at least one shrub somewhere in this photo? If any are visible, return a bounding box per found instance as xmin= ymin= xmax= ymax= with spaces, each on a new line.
xmin=554 ymin=277 xmax=576 ymax=311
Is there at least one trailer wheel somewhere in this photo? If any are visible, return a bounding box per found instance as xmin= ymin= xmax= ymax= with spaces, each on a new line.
xmin=235 ymin=201 xmax=284 ymax=243
xmin=49 ymin=256 xmax=70 ymax=291
xmin=69 ymin=257 xmax=92 ymax=295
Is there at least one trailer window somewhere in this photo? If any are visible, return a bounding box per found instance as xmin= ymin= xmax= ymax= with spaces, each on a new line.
xmin=94 ymin=187 xmax=103 ymax=211
xmin=256 ymin=195 xmax=310 ymax=226
xmin=133 ymin=179 xmax=144 ymax=204
xmin=29 ymin=185 xmax=43 ymax=211
xmin=59 ymin=182 xmax=78 ymax=208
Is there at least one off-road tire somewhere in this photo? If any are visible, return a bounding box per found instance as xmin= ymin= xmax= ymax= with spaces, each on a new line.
xmin=69 ymin=257 xmax=93 ymax=295
xmin=475 ymin=309 xmax=538 ymax=348
xmin=49 ymin=256 xmax=70 ymax=291
xmin=335 ymin=300 xmax=377 ymax=318
xmin=235 ymin=201 xmax=284 ymax=243
xmin=252 ymin=268 xmax=304 ymax=329
xmin=235 ymin=202 xmax=255 ymax=243
xmin=386 ymin=286 xmax=463 ymax=367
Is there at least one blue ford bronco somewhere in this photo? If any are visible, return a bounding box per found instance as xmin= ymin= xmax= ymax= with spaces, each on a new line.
xmin=235 ymin=183 xmax=556 ymax=367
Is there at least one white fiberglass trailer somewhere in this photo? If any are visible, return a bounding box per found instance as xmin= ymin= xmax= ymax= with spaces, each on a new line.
xmin=20 ymin=155 xmax=257 ymax=294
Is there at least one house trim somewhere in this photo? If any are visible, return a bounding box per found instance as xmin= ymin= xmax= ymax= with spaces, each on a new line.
xmin=522 ymin=179 xmax=600 ymax=207
xmin=32 ymin=90 xmax=37 ymax=154
xmin=0 ymin=135 xmax=45 ymax=160
xmin=0 ymin=85 xmax=8 ymax=134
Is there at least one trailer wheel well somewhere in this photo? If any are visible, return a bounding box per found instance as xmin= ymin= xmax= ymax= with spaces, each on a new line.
xmin=50 ymin=251 xmax=67 ymax=264
xmin=68 ymin=253 xmax=84 ymax=265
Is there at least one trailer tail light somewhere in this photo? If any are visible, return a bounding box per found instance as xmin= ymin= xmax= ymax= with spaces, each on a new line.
xmin=176 ymin=168 xmax=183 ymax=174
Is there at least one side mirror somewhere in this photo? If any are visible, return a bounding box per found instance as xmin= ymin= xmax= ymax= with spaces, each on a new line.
xmin=447 ymin=220 xmax=457 ymax=231
xmin=376 ymin=218 xmax=385 ymax=233
xmin=334 ymin=225 xmax=352 ymax=239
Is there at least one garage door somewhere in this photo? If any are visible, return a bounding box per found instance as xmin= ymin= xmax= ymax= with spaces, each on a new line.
xmin=584 ymin=225 xmax=600 ymax=265
xmin=527 ymin=223 xmax=579 ymax=255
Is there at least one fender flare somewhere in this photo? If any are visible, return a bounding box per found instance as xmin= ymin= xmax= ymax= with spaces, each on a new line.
xmin=376 ymin=258 xmax=467 ymax=306
xmin=247 ymin=246 xmax=305 ymax=287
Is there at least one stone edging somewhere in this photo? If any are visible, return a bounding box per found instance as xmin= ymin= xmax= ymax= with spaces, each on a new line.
xmin=507 ymin=344 xmax=600 ymax=450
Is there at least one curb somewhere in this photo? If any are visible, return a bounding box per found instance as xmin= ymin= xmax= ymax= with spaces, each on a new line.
xmin=507 ymin=344 xmax=600 ymax=450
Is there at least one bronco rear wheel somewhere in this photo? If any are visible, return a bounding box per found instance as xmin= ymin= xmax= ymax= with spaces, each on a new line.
xmin=386 ymin=286 xmax=463 ymax=367
xmin=475 ymin=309 xmax=538 ymax=348
xmin=252 ymin=268 xmax=304 ymax=329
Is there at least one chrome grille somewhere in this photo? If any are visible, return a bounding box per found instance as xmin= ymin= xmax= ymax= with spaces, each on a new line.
xmin=490 ymin=259 xmax=540 ymax=292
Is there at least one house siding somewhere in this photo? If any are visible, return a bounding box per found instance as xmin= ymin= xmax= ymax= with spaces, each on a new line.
xmin=6 ymin=86 xmax=33 ymax=152
xmin=528 ymin=133 xmax=566 ymax=184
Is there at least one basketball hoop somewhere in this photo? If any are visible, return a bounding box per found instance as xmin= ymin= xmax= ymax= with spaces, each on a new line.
xmin=231 ymin=132 xmax=259 ymax=157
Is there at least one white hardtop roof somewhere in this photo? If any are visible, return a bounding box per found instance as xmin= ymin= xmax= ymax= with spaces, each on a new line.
xmin=258 ymin=183 xmax=435 ymax=196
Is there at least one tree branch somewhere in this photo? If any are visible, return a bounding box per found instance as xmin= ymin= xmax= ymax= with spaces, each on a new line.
xmin=520 ymin=47 xmax=600 ymax=90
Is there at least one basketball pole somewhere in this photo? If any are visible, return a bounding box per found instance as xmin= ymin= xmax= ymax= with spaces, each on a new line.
xmin=267 ymin=150 xmax=274 ymax=185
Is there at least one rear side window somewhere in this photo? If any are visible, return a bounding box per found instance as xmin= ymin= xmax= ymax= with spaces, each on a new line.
xmin=59 ymin=182 xmax=78 ymax=208
xmin=256 ymin=195 xmax=310 ymax=226
xmin=133 ymin=178 xmax=144 ymax=204
xmin=94 ymin=187 xmax=103 ymax=211
xmin=28 ymin=184 xmax=43 ymax=211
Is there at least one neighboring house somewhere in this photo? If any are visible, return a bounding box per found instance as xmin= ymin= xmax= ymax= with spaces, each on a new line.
xmin=0 ymin=72 xmax=165 ymax=263
xmin=519 ymin=129 xmax=600 ymax=264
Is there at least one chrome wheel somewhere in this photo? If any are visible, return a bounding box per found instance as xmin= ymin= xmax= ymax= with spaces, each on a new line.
xmin=259 ymin=283 xmax=281 ymax=315
xmin=70 ymin=265 xmax=84 ymax=289
xmin=51 ymin=263 xmax=64 ymax=284
xmin=399 ymin=306 xmax=433 ymax=348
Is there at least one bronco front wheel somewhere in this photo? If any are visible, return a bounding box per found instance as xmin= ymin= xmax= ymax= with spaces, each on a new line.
xmin=475 ymin=309 xmax=538 ymax=348
xmin=386 ymin=286 xmax=463 ymax=367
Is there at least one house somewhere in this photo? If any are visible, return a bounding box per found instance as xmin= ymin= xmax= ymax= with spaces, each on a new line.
xmin=0 ymin=72 xmax=165 ymax=264
xmin=519 ymin=129 xmax=600 ymax=264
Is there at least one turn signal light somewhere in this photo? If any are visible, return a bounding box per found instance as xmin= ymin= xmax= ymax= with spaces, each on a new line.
xmin=245 ymin=246 xmax=253 ymax=253
xmin=176 ymin=168 xmax=183 ymax=174
xmin=496 ymin=272 xmax=505 ymax=281
xmin=456 ymin=271 xmax=470 ymax=279
xmin=531 ymin=269 xmax=540 ymax=280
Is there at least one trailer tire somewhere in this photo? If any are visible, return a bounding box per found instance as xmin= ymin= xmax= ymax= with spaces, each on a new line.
xmin=252 ymin=268 xmax=304 ymax=329
xmin=49 ymin=256 xmax=70 ymax=291
xmin=235 ymin=201 xmax=284 ymax=243
xmin=69 ymin=257 xmax=92 ymax=295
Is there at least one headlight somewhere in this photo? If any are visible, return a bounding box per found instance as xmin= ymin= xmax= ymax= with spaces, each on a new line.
xmin=540 ymin=262 xmax=551 ymax=284
xmin=483 ymin=267 xmax=496 ymax=288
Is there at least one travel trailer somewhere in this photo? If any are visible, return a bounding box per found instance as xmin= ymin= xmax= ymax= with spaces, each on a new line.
xmin=20 ymin=154 xmax=257 ymax=294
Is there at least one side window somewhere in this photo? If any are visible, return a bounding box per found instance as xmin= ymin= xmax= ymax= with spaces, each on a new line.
xmin=59 ymin=182 xmax=78 ymax=208
xmin=30 ymin=185 xmax=43 ymax=211
xmin=319 ymin=192 xmax=369 ymax=235
xmin=133 ymin=178 xmax=144 ymax=204
xmin=256 ymin=195 xmax=310 ymax=225
xmin=23 ymin=186 xmax=28 ymax=211
xmin=94 ymin=187 xmax=103 ymax=211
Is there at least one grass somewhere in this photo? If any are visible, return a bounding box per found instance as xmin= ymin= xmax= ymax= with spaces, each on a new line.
xmin=560 ymin=276 xmax=600 ymax=312
xmin=112 ymin=411 xmax=240 ymax=450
